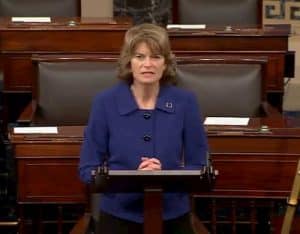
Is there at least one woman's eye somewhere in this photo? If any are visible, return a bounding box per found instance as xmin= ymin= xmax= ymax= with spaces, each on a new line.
xmin=152 ymin=55 xmax=163 ymax=59
xmin=133 ymin=54 xmax=163 ymax=61
xmin=134 ymin=54 xmax=145 ymax=59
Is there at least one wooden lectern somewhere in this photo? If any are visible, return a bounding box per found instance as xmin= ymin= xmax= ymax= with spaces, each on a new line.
xmin=88 ymin=165 xmax=217 ymax=234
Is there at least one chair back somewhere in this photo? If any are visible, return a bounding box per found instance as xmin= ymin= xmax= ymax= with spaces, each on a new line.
xmin=31 ymin=55 xmax=267 ymax=125
xmin=176 ymin=56 xmax=267 ymax=117
xmin=173 ymin=0 xmax=262 ymax=26
xmin=0 ymin=0 xmax=80 ymax=17
xmin=32 ymin=56 xmax=118 ymax=125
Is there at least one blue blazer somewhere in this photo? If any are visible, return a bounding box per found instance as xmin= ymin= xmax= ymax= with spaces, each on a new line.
xmin=79 ymin=82 xmax=208 ymax=223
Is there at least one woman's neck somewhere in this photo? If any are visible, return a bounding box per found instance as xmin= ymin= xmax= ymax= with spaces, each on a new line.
xmin=130 ymin=83 xmax=159 ymax=110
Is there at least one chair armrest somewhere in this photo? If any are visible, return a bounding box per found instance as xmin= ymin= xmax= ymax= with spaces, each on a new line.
xmin=70 ymin=212 xmax=92 ymax=234
xmin=261 ymin=101 xmax=282 ymax=117
xmin=17 ymin=100 xmax=37 ymax=125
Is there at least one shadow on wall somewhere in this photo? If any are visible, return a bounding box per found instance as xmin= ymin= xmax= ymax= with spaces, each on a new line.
xmin=283 ymin=78 xmax=300 ymax=115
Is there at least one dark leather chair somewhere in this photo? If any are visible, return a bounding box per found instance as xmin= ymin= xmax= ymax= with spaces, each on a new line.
xmin=175 ymin=56 xmax=276 ymax=118
xmin=172 ymin=0 xmax=262 ymax=26
xmin=17 ymin=55 xmax=118 ymax=126
xmin=0 ymin=0 xmax=80 ymax=17
xmin=18 ymin=55 xmax=279 ymax=127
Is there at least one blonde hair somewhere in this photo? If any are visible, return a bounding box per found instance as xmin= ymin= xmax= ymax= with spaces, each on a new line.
xmin=118 ymin=23 xmax=176 ymax=85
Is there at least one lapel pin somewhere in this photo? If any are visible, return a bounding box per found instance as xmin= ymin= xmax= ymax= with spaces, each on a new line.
xmin=165 ymin=102 xmax=173 ymax=108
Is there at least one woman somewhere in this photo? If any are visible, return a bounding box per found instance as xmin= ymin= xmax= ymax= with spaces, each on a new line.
xmin=79 ymin=23 xmax=208 ymax=234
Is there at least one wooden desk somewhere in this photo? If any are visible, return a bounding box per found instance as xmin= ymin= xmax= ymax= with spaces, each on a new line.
xmin=10 ymin=126 xmax=85 ymax=204
xmin=9 ymin=117 xmax=300 ymax=233
xmin=10 ymin=117 xmax=300 ymax=204
xmin=0 ymin=18 xmax=292 ymax=123
xmin=205 ymin=117 xmax=300 ymax=198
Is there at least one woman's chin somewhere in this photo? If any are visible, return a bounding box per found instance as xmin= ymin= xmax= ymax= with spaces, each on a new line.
xmin=137 ymin=77 xmax=160 ymax=85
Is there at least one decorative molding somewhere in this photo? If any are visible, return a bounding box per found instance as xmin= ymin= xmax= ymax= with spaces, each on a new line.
xmin=263 ymin=0 xmax=300 ymax=21
xmin=263 ymin=1 xmax=300 ymax=35
xmin=264 ymin=0 xmax=283 ymax=19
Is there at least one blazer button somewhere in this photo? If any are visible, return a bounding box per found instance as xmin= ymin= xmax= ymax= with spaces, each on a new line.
xmin=143 ymin=135 xmax=151 ymax=142
xmin=143 ymin=112 xmax=151 ymax=119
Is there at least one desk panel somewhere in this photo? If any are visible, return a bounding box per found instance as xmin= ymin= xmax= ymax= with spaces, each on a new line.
xmin=1 ymin=30 xmax=126 ymax=52
xmin=208 ymin=151 xmax=299 ymax=198
xmin=18 ymin=159 xmax=85 ymax=203
xmin=15 ymin=142 xmax=85 ymax=203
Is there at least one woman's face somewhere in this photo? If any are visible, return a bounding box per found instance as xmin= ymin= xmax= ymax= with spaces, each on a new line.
xmin=130 ymin=42 xmax=166 ymax=86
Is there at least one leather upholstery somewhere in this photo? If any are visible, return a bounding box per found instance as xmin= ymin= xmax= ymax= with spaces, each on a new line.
xmin=0 ymin=0 xmax=80 ymax=17
xmin=176 ymin=0 xmax=260 ymax=26
xmin=32 ymin=58 xmax=263 ymax=125
xmin=176 ymin=63 xmax=262 ymax=117
xmin=35 ymin=61 xmax=117 ymax=125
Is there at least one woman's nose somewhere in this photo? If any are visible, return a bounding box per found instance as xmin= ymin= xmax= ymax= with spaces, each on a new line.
xmin=143 ymin=56 xmax=152 ymax=66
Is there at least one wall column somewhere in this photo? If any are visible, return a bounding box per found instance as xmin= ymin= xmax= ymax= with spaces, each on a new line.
xmin=81 ymin=0 xmax=113 ymax=18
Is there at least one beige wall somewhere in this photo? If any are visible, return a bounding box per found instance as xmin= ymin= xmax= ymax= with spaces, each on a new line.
xmin=81 ymin=0 xmax=113 ymax=18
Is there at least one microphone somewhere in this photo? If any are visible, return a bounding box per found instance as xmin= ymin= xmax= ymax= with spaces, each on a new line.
xmin=91 ymin=155 xmax=109 ymax=192
xmin=203 ymin=151 xmax=218 ymax=186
